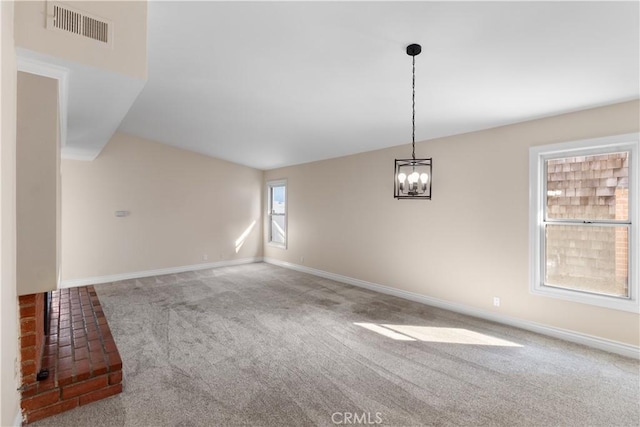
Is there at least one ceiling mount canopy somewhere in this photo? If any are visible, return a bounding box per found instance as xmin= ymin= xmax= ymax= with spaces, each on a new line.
xmin=394 ymin=43 xmax=432 ymax=200
xmin=406 ymin=43 xmax=421 ymax=56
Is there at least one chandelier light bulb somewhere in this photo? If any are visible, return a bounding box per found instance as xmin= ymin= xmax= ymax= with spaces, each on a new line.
xmin=409 ymin=171 xmax=419 ymax=183
xmin=398 ymin=173 xmax=407 ymax=183
xmin=420 ymin=173 xmax=429 ymax=183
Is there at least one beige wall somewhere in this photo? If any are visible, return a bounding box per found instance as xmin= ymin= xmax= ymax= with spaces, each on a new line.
xmin=61 ymin=132 xmax=263 ymax=281
xmin=1 ymin=1 xmax=20 ymax=425
xmin=264 ymin=100 xmax=640 ymax=347
xmin=15 ymin=0 xmax=147 ymax=79
xmin=17 ymin=72 xmax=60 ymax=296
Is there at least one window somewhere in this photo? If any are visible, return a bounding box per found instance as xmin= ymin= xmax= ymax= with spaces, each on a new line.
xmin=529 ymin=133 xmax=639 ymax=312
xmin=267 ymin=180 xmax=287 ymax=248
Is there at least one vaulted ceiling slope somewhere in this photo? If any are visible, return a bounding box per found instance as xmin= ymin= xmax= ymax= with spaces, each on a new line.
xmin=118 ymin=1 xmax=639 ymax=170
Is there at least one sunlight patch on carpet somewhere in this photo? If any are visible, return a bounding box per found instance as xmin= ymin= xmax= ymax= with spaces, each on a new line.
xmin=354 ymin=322 xmax=417 ymax=341
xmin=355 ymin=323 xmax=523 ymax=347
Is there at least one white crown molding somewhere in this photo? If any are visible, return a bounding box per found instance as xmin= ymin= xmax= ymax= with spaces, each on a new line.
xmin=16 ymin=49 xmax=69 ymax=149
xmin=263 ymin=258 xmax=639 ymax=360
xmin=60 ymin=257 xmax=263 ymax=288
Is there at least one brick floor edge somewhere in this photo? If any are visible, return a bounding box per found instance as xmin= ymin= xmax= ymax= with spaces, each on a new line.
xmin=20 ymin=286 xmax=123 ymax=424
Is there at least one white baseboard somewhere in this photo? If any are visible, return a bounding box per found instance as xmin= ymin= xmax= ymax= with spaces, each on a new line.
xmin=14 ymin=410 xmax=22 ymax=427
xmin=263 ymin=257 xmax=639 ymax=360
xmin=60 ymin=257 xmax=263 ymax=288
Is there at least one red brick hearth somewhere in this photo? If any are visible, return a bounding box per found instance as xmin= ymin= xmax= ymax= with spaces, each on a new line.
xmin=19 ymin=286 xmax=123 ymax=424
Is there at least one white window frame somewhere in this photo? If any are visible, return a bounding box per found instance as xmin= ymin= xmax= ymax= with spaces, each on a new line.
xmin=529 ymin=133 xmax=639 ymax=313
xmin=267 ymin=179 xmax=287 ymax=249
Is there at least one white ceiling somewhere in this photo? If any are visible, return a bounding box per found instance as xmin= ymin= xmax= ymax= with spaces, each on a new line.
xmin=18 ymin=48 xmax=146 ymax=161
xmin=117 ymin=1 xmax=640 ymax=170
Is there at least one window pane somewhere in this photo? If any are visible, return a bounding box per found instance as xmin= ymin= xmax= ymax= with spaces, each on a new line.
xmin=546 ymin=152 xmax=629 ymax=220
xmin=270 ymin=216 xmax=285 ymax=244
xmin=271 ymin=186 xmax=285 ymax=214
xmin=545 ymin=224 xmax=629 ymax=297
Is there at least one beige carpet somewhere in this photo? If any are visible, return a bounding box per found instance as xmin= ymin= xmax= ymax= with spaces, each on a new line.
xmin=33 ymin=263 xmax=639 ymax=426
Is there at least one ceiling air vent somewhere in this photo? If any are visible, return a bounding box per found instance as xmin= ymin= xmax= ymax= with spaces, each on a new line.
xmin=46 ymin=2 xmax=113 ymax=48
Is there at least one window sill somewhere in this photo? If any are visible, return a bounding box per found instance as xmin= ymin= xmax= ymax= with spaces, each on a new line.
xmin=531 ymin=284 xmax=639 ymax=313
xmin=267 ymin=242 xmax=287 ymax=250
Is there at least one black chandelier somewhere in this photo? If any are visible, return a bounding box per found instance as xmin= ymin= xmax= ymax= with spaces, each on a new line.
xmin=394 ymin=43 xmax=432 ymax=200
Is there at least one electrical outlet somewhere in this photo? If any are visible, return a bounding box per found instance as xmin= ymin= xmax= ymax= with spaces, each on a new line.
xmin=493 ymin=297 xmax=501 ymax=307
xmin=202 ymin=254 xmax=208 ymax=261
xmin=300 ymin=256 xmax=304 ymax=264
